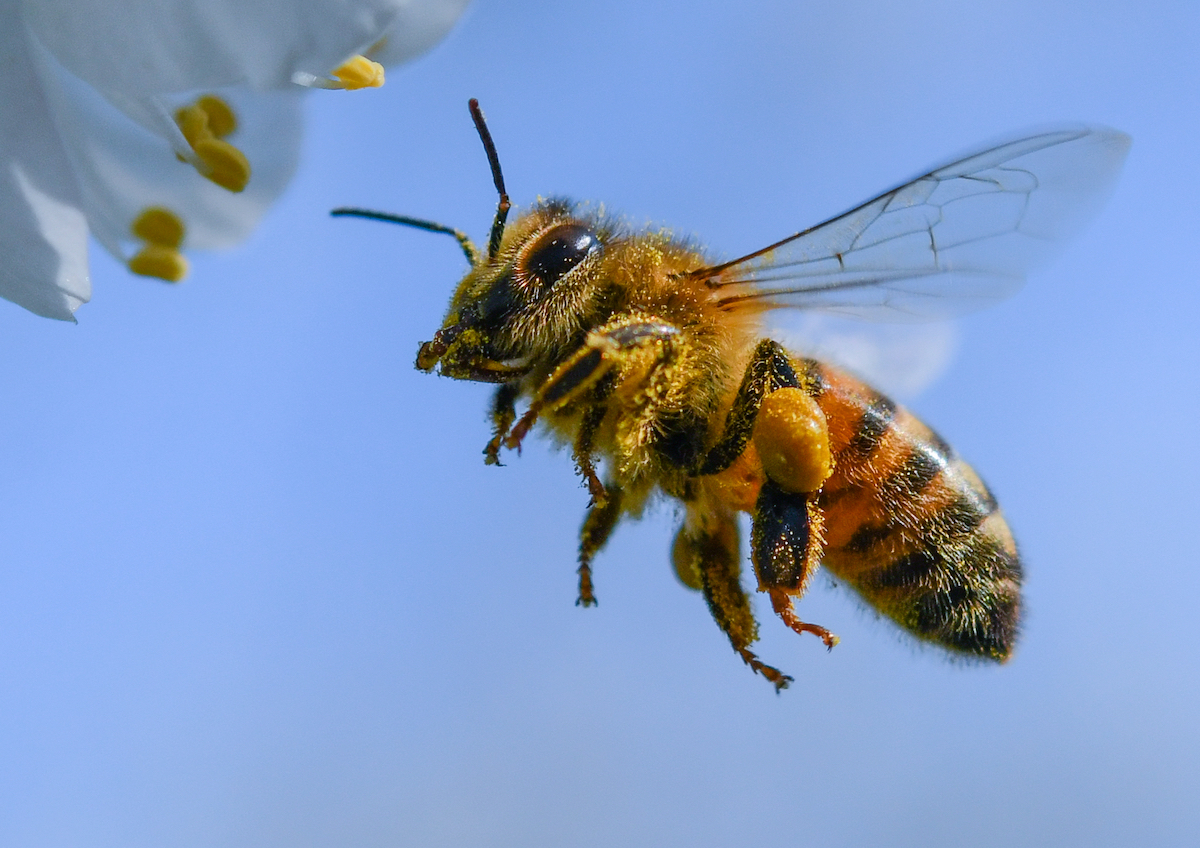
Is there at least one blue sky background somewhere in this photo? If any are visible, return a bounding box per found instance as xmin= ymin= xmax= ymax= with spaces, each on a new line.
xmin=2 ymin=1 xmax=1197 ymax=845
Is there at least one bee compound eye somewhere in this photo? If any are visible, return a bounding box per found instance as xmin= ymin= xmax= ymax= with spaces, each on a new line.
xmin=524 ymin=223 xmax=600 ymax=288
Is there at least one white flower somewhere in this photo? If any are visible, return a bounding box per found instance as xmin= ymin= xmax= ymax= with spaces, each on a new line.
xmin=1 ymin=0 xmax=469 ymax=320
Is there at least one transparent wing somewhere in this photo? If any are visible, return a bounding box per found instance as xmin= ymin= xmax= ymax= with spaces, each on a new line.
xmin=771 ymin=313 xmax=959 ymax=401
xmin=702 ymin=125 xmax=1131 ymax=321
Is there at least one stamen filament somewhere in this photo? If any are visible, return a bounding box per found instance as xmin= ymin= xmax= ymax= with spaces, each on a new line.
xmin=292 ymin=55 xmax=386 ymax=90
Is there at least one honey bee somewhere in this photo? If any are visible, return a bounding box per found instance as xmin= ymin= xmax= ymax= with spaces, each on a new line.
xmin=335 ymin=101 xmax=1129 ymax=690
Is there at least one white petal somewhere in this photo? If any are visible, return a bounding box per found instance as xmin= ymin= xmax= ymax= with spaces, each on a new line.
xmin=29 ymin=33 xmax=304 ymax=262
xmin=21 ymin=0 xmax=461 ymax=97
xmin=0 ymin=15 xmax=89 ymax=320
xmin=371 ymin=0 xmax=471 ymax=66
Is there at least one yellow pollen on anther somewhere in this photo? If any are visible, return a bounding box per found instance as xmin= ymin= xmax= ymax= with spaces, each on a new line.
xmin=174 ymin=95 xmax=250 ymax=191
xmin=174 ymin=104 xmax=211 ymax=147
xmin=331 ymin=55 xmax=385 ymax=89
xmin=195 ymin=94 xmax=237 ymax=137
xmin=131 ymin=207 xmax=186 ymax=249
xmin=129 ymin=245 xmax=189 ymax=282
xmin=128 ymin=206 xmax=189 ymax=282
xmin=193 ymin=138 xmax=251 ymax=193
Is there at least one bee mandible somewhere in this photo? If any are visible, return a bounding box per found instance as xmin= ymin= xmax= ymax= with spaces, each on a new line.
xmin=334 ymin=100 xmax=1129 ymax=690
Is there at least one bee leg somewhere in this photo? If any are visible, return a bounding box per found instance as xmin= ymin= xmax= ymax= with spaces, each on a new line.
xmin=574 ymin=403 xmax=609 ymax=507
xmin=484 ymin=382 xmax=520 ymax=466
xmin=504 ymin=406 xmax=540 ymax=456
xmin=503 ymin=316 xmax=682 ymax=454
xmin=751 ymin=479 xmax=839 ymax=650
xmin=577 ymin=485 xmax=623 ymax=607
xmin=695 ymin=339 xmax=803 ymax=476
xmin=673 ymin=516 xmax=793 ymax=691
xmin=769 ymin=590 xmax=838 ymax=650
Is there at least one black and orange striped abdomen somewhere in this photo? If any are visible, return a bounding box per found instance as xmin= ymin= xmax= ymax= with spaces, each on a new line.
xmin=799 ymin=358 xmax=1022 ymax=661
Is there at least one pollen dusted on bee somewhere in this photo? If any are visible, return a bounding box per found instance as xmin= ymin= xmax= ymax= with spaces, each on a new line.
xmin=323 ymin=101 xmax=1140 ymax=690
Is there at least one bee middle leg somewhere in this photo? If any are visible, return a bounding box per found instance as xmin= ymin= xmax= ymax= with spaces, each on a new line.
xmin=577 ymin=484 xmax=623 ymax=606
xmin=484 ymin=382 xmax=521 ymax=465
xmin=673 ymin=514 xmax=793 ymax=691
xmin=574 ymin=401 xmax=609 ymax=507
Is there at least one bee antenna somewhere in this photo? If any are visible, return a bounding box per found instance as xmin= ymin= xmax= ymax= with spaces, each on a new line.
xmin=330 ymin=208 xmax=480 ymax=265
xmin=469 ymin=98 xmax=511 ymax=261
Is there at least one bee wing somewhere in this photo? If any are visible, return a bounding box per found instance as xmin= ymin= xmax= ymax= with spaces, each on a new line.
xmin=702 ymin=125 xmax=1131 ymax=320
xmin=772 ymin=313 xmax=959 ymax=401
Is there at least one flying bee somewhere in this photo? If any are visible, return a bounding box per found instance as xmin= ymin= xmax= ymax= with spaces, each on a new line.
xmin=335 ymin=100 xmax=1129 ymax=690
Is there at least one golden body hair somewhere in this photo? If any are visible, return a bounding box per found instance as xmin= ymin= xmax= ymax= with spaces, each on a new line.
xmin=336 ymin=103 xmax=1127 ymax=689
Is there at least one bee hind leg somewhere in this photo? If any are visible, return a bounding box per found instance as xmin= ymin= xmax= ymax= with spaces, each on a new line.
xmin=691 ymin=339 xmax=838 ymax=655
xmin=673 ymin=515 xmax=793 ymax=691
xmin=694 ymin=339 xmax=807 ymax=476
xmin=752 ymin=479 xmax=839 ymax=651
xmin=769 ymin=590 xmax=839 ymax=650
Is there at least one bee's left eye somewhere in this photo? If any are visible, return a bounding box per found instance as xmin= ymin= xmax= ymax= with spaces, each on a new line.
xmin=524 ymin=223 xmax=600 ymax=288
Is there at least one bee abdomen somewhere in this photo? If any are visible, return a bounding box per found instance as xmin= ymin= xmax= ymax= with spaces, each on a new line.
xmin=805 ymin=360 xmax=1023 ymax=661
xmin=850 ymin=514 xmax=1022 ymax=660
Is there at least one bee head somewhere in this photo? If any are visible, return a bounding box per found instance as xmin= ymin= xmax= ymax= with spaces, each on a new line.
xmin=334 ymin=101 xmax=606 ymax=383
xmin=414 ymin=100 xmax=607 ymax=383
xmin=416 ymin=202 xmax=604 ymax=382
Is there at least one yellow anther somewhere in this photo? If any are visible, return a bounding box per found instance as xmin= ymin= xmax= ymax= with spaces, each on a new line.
xmin=129 ymin=205 xmax=189 ymax=282
xmin=174 ymin=103 xmax=211 ymax=147
xmin=331 ymin=55 xmax=385 ymax=89
xmin=195 ymin=94 xmax=237 ymax=138
xmin=193 ymin=137 xmax=251 ymax=193
xmin=131 ymin=206 xmax=186 ymax=249
xmin=128 ymin=245 xmax=189 ymax=282
xmin=174 ymin=95 xmax=248 ymax=190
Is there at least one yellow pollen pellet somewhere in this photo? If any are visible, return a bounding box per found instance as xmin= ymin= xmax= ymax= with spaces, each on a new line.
xmin=753 ymin=388 xmax=833 ymax=494
xmin=195 ymin=94 xmax=237 ymax=138
xmin=131 ymin=207 xmax=186 ymax=249
xmin=194 ymin=138 xmax=251 ymax=193
xmin=670 ymin=530 xmax=704 ymax=591
xmin=128 ymin=244 xmax=188 ymax=282
xmin=331 ymin=55 xmax=385 ymax=89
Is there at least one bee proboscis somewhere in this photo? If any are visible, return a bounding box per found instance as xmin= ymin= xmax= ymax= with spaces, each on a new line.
xmin=335 ymin=100 xmax=1129 ymax=690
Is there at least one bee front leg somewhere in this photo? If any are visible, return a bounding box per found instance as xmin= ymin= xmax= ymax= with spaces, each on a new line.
xmin=502 ymin=316 xmax=682 ymax=455
xmin=484 ymin=382 xmax=520 ymax=466
xmin=673 ymin=514 xmax=792 ymax=691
